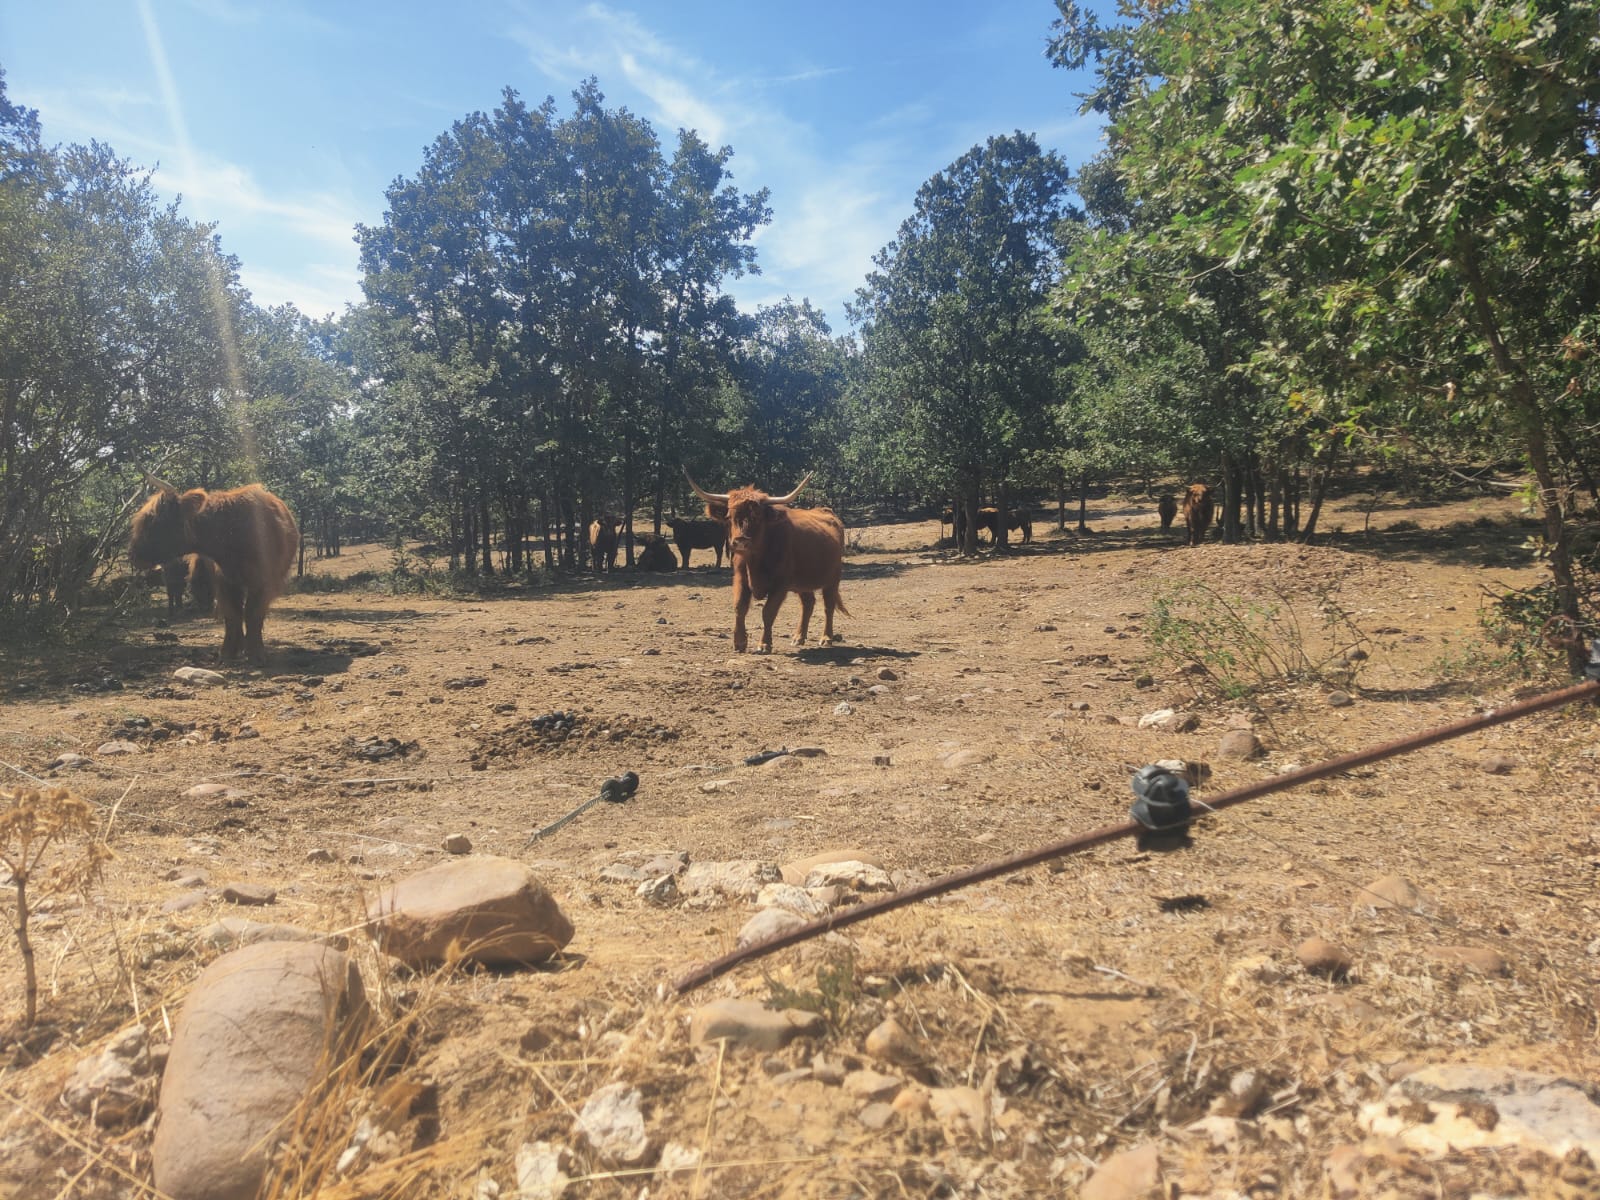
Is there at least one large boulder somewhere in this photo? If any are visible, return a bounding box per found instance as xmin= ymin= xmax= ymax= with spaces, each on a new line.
xmin=151 ymin=941 xmax=370 ymax=1200
xmin=366 ymin=855 xmax=574 ymax=967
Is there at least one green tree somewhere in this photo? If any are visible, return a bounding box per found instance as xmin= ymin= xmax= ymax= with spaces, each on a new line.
xmin=849 ymin=133 xmax=1075 ymax=553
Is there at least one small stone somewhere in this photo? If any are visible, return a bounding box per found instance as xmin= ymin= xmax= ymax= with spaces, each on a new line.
xmin=161 ymin=891 xmax=208 ymax=914
xmin=780 ymin=849 xmax=884 ymax=887
xmin=1081 ymin=1142 xmax=1162 ymax=1200
xmin=858 ymin=1102 xmax=896 ymax=1130
xmin=573 ymin=1083 xmax=649 ymax=1165
xmin=1133 ymin=673 xmax=1154 ymax=689
xmin=305 ymin=848 xmax=335 ymax=864
xmin=1218 ymin=730 xmax=1264 ymax=760
xmin=636 ymin=875 xmax=678 ymax=905
xmin=788 ymin=746 xmax=828 ymax=758
xmin=864 ymin=1018 xmax=923 ymax=1068
xmin=1210 ymin=1069 xmax=1267 ymax=1118
xmin=221 ymin=883 xmax=277 ymax=906
xmin=1479 ymin=755 xmax=1517 ymax=775
xmin=875 ymin=667 xmax=898 ymax=681
xmin=1426 ymin=946 xmax=1510 ymax=976
xmin=736 ymin=907 xmax=808 ymax=948
xmin=657 ymin=1141 xmax=702 ymax=1175
xmin=803 ymin=861 xmax=895 ymax=892
xmin=235 ymin=725 xmax=260 ymax=740
xmin=680 ymin=860 xmax=782 ymax=901
xmin=699 ymin=779 xmax=735 ymax=793
xmin=50 ymin=752 xmax=92 ymax=769
xmin=941 ymin=749 xmax=993 ymax=768
xmin=843 ymin=1069 xmax=903 ymax=1102
xmin=184 ymin=783 xmax=233 ymax=799
xmin=811 ymin=1055 xmax=847 ymax=1086
xmin=513 ymin=1140 xmax=569 ymax=1199
xmin=689 ymin=999 xmax=825 ymax=1051
xmin=891 ymin=1086 xmax=932 ymax=1118
xmin=1297 ymin=936 xmax=1354 ymax=980
xmin=441 ymin=833 xmax=472 ymax=855
xmin=755 ymin=882 xmax=830 ymax=917
xmin=96 ymin=740 xmax=142 ymax=756
xmin=928 ymin=1086 xmax=988 ymax=1143
xmin=174 ymin=667 xmax=227 ymax=686
xmin=833 ymin=702 xmax=854 ymax=715
xmin=1353 ymin=874 xmax=1436 ymax=917
xmin=1327 ymin=690 xmax=1354 ymax=708
xmin=1137 ymin=709 xmax=1198 ymax=733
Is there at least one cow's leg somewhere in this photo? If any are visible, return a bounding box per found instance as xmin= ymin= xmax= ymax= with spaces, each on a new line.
xmin=243 ymin=590 xmax=271 ymax=664
xmin=821 ymin=584 xmax=843 ymax=644
xmin=733 ymin=566 xmax=752 ymax=652
xmin=759 ymin=590 xmax=786 ymax=654
xmin=216 ymin=578 xmax=246 ymax=661
xmin=680 ymin=545 xmax=692 ymax=570
xmin=793 ymin=591 xmax=816 ymax=645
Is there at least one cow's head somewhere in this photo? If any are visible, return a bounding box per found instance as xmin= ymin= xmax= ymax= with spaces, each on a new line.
xmin=684 ymin=470 xmax=812 ymax=553
xmin=129 ymin=476 xmax=195 ymax=571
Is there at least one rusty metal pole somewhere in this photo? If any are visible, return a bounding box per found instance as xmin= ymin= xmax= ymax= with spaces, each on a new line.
xmin=673 ymin=679 xmax=1600 ymax=994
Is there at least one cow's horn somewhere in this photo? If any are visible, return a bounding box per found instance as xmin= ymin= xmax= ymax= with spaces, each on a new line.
xmin=683 ymin=469 xmax=728 ymax=504
xmin=143 ymin=471 xmax=176 ymax=492
xmin=764 ymin=472 xmax=814 ymax=506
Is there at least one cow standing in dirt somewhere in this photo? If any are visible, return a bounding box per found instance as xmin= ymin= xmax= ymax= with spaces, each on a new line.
xmin=130 ymin=477 xmax=298 ymax=663
xmin=667 ymin=514 xmax=731 ymax=569
xmin=1181 ymin=484 xmax=1214 ymax=547
xmin=1157 ymin=494 xmax=1178 ymax=533
xmin=161 ymin=554 xmax=217 ymax=615
xmin=588 ymin=516 xmax=619 ymax=573
xmin=685 ymin=470 xmax=847 ymax=654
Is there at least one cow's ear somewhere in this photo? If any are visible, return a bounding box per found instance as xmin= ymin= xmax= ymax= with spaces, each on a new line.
xmin=179 ymin=490 xmax=206 ymax=519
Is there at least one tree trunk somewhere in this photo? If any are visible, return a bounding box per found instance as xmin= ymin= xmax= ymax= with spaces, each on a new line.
xmin=1077 ymin=473 xmax=1090 ymax=533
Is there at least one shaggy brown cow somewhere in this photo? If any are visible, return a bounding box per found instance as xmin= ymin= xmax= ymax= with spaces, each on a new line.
xmin=1181 ymin=483 xmax=1214 ymax=547
xmin=975 ymin=507 xmax=1033 ymax=544
xmin=667 ymin=514 xmax=731 ymax=569
xmin=130 ymin=478 xmax=298 ymax=663
xmin=634 ymin=532 xmax=678 ymax=571
xmin=1157 ymin=494 xmax=1178 ymax=532
xmin=588 ymin=515 xmax=619 ymax=573
xmin=686 ymin=470 xmax=847 ymax=654
xmin=161 ymin=554 xmax=217 ymax=616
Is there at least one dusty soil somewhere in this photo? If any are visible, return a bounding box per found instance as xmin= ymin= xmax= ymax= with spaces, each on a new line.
xmin=2 ymin=487 xmax=1599 ymax=1198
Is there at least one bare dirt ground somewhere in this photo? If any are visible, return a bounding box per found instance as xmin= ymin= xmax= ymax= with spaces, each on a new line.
xmin=2 ymin=487 xmax=1599 ymax=1198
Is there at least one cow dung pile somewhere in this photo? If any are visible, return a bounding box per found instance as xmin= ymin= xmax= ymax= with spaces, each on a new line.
xmin=469 ymin=709 xmax=679 ymax=769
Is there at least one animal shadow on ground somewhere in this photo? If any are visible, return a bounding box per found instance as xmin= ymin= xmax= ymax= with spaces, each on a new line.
xmin=795 ymin=644 xmax=919 ymax=666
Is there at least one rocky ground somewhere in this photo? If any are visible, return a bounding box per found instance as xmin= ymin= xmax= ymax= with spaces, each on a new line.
xmin=2 ymin=486 xmax=1599 ymax=1199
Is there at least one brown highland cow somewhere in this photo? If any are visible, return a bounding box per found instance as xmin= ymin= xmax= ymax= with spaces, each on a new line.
xmin=130 ymin=478 xmax=299 ymax=663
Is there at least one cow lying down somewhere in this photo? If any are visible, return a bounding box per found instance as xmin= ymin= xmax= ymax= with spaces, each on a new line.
xmin=685 ymin=469 xmax=847 ymax=654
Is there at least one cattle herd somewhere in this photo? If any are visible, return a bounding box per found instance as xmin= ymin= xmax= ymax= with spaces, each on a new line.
xmin=129 ymin=474 xmax=1216 ymax=662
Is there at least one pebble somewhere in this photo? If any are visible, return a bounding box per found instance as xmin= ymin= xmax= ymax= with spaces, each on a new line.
xmin=1353 ymin=874 xmax=1436 ymax=917
xmin=1327 ymin=690 xmax=1354 ymax=707
xmin=864 ymin=1018 xmax=924 ymax=1068
xmin=96 ymin=740 xmax=142 ymax=756
xmin=1426 ymin=946 xmax=1510 ymax=976
xmin=833 ymin=702 xmax=854 ymax=715
xmin=689 ymin=1000 xmax=826 ymax=1051
xmin=736 ymin=907 xmax=808 ymax=948
xmin=1137 ymin=709 xmax=1198 ymax=733
xmin=1217 ymin=729 xmax=1264 ymax=760
xmin=573 ymin=1083 xmax=649 ymax=1165
xmin=858 ymin=1102 xmax=896 ymax=1130
xmin=221 ymin=883 xmax=277 ymax=906
xmin=941 ymin=749 xmax=993 ymax=768
xmin=50 ymin=753 xmax=91 ymax=769
xmin=1081 ymin=1142 xmax=1162 ymax=1200
xmin=842 ymin=1069 xmax=903 ymax=1102
xmin=513 ymin=1141 xmax=569 ymax=1200
xmin=1479 ymin=754 xmax=1517 ymax=775
xmin=1297 ymin=936 xmax=1354 ymax=980
xmin=929 ymin=1086 xmax=988 ymax=1143
xmin=875 ymin=667 xmax=898 ymax=681
xmin=305 ymin=848 xmax=336 ymax=864
xmin=442 ymin=833 xmax=473 ymax=855
xmin=173 ymin=667 xmax=226 ymax=686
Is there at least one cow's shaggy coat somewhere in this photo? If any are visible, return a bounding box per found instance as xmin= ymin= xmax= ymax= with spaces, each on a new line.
xmin=130 ymin=484 xmax=298 ymax=663
xmin=1181 ymin=483 xmax=1214 ymax=547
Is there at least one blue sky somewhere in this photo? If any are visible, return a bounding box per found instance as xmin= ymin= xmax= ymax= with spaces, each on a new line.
xmin=2 ymin=1 xmax=1106 ymax=331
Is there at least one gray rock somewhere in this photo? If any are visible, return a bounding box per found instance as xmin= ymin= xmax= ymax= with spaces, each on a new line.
xmin=574 ymin=1083 xmax=650 ymax=1165
xmin=858 ymin=1101 xmax=896 ymax=1130
xmin=51 ymin=752 xmax=91 ymax=769
xmin=366 ymin=855 xmax=574 ymax=967
xmin=152 ymin=942 xmax=369 ymax=1200
xmin=689 ymin=998 xmax=825 ymax=1051
xmin=941 ymin=749 xmax=992 ymax=768
xmin=803 ymin=861 xmax=895 ymax=893
xmin=1217 ymin=730 xmax=1264 ymax=760
xmin=843 ymin=1069 xmax=903 ymax=1102
xmin=679 ymin=859 xmax=781 ymax=901
xmin=442 ymin=833 xmax=473 ymax=855
xmin=1327 ymin=690 xmax=1354 ymax=708
xmin=305 ymin=848 xmax=336 ymax=864
xmin=1137 ymin=709 xmax=1198 ymax=733
xmin=221 ymin=883 xmax=277 ymax=907
xmin=755 ymin=882 xmax=831 ymax=917
xmin=1360 ymin=1064 xmax=1600 ymax=1161
xmin=736 ymin=907 xmax=808 ymax=948
xmin=599 ymin=850 xmax=689 ymax=883
xmin=62 ymin=1024 xmax=154 ymax=1128
xmin=198 ymin=917 xmax=345 ymax=952
xmin=780 ymin=848 xmax=884 ymax=887
xmin=636 ymin=875 xmax=679 ymax=905
xmin=864 ymin=1017 xmax=924 ymax=1068
xmin=513 ymin=1140 xmax=569 ymax=1199
xmin=174 ymin=667 xmax=227 ymax=686
xmin=1353 ymin=874 xmax=1436 ymax=917
xmin=96 ymin=740 xmax=142 ymax=756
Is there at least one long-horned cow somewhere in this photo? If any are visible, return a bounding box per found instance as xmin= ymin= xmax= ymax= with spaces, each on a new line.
xmin=1181 ymin=483 xmax=1214 ymax=547
xmin=130 ymin=476 xmax=299 ymax=663
xmin=685 ymin=469 xmax=847 ymax=654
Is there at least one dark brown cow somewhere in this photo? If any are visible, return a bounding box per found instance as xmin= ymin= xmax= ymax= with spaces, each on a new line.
xmin=974 ymin=507 xmax=1033 ymax=544
xmin=1180 ymin=483 xmax=1214 ymax=547
xmin=686 ymin=470 xmax=847 ymax=654
xmin=161 ymin=553 xmax=217 ymax=616
xmin=667 ymin=514 xmax=731 ymax=569
xmin=129 ymin=478 xmax=299 ymax=663
xmin=588 ymin=515 xmax=619 ymax=573
xmin=634 ymin=532 xmax=678 ymax=571
xmin=1157 ymin=494 xmax=1178 ymax=532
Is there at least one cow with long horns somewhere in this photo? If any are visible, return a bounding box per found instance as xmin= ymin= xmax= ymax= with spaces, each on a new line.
xmin=129 ymin=475 xmax=299 ymax=663
xmin=685 ymin=470 xmax=847 ymax=654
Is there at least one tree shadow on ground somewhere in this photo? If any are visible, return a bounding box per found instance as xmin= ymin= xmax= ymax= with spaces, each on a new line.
xmin=795 ymin=643 xmax=919 ymax=666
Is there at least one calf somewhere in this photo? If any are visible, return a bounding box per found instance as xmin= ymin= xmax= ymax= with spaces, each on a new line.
xmin=975 ymin=507 xmax=1033 ymax=545
xmin=162 ymin=554 xmax=217 ymax=615
xmin=1157 ymin=494 xmax=1178 ymax=532
xmin=635 ymin=533 xmax=678 ymax=571
xmin=1181 ymin=483 xmax=1214 ymax=547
